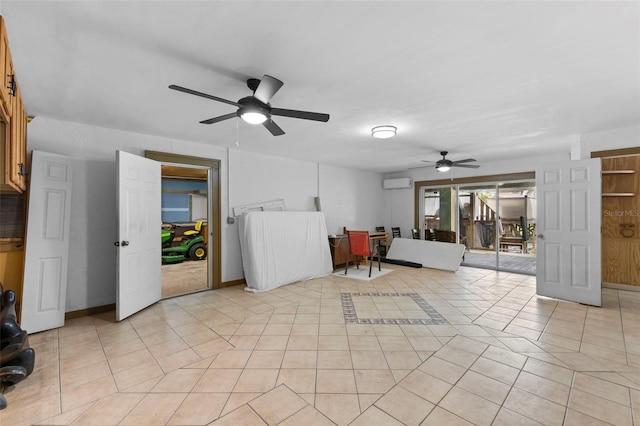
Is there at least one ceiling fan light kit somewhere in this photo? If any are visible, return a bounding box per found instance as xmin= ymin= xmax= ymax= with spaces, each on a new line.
xmin=371 ymin=125 xmax=397 ymax=139
xmin=169 ymin=74 xmax=329 ymax=136
xmin=240 ymin=110 xmax=268 ymax=124
xmin=421 ymin=151 xmax=480 ymax=172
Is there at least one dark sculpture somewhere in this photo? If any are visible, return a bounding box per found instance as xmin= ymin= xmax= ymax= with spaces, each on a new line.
xmin=0 ymin=282 xmax=35 ymax=410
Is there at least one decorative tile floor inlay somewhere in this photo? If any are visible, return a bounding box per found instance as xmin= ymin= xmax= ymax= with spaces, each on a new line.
xmin=341 ymin=292 xmax=449 ymax=325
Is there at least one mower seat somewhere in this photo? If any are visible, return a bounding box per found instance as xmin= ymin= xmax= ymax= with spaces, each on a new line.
xmin=183 ymin=220 xmax=203 ymax=237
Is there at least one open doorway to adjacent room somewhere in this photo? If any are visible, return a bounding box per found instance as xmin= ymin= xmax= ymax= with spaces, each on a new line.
xmin=146 ymin=151 xmax=222 ymax=298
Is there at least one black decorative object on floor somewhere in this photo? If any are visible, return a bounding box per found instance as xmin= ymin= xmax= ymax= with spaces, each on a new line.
xmin=0 ymin=282 xmax=36 ymax=410
xmin=381 ymin=257 xmax=422 ymax=268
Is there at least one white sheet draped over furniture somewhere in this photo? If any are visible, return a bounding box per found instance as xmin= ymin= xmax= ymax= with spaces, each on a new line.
xmin=238 ymin=211 xmax=333 ymax=292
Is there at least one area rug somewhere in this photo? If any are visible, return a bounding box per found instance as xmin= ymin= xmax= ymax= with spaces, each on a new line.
xmin=333 ymin=267 xmax=393 ymax=281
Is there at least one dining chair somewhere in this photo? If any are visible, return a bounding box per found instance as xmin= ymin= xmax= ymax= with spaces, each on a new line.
xmin=375 ymin=226 xmax=387 ymax=256
xmin=391 ymin=227 xmax=401 ymax=238
xmin=345 ymin=230 xmax=381 ymax=278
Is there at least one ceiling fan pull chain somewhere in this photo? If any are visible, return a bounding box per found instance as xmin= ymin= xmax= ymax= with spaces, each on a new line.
xmin=235 ymin=117 xmax=240 ymax=147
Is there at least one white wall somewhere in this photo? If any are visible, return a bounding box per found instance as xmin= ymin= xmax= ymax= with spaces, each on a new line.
xmin=27 ymin=117 xmax=384 ymax=312
xmin=319 ymin=164 xmax=386 ymax=235
xmin=578 ymin=125 xmax=640 ymax=157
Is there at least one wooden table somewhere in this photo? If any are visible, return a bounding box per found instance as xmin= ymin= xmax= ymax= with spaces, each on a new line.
xmin=369 ymin=231 xmax=389 ymax=255
xmin=329 ymin=232 xmax=388 ymax=270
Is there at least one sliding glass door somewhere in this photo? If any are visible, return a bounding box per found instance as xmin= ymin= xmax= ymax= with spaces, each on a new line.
xmin=420 ymin=180 xmax=536 ymax=275
xmin=421 ymin=186 xmax=458 ymax=243
xmin=495 ymin=181 xmax=536 ymax=274
xmin=458 ymin=184 xmax=498 ymax=270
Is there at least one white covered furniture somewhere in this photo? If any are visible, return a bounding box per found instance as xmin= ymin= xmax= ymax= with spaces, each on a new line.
xmin=386 ymin=237 xmax=465 ymax=272
xmin=238 ymin=211 xmax=333 ymax=291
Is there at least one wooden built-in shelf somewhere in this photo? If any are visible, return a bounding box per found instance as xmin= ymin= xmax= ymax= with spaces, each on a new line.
xmin=603 ymin=193 xmax=635 ymax=197
xmin=603 ymin=170 xmax=636 ymax=175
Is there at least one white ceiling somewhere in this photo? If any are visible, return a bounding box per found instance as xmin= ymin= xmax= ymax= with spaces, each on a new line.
xmin=3 ymin=1 xmax=639 ymax=173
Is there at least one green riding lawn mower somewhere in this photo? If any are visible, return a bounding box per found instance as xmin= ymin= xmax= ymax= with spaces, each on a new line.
xmin=161 ymin=221 xmax=207 ymax=264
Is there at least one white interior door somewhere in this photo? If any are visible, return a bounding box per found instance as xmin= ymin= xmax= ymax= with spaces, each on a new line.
xmin=536 ymin=158 xmax=602 ymax=306
xmin=21 ymin=150 xmax=73 ymax=334
xmin=116 ymin=151 xmax=161 ymax=320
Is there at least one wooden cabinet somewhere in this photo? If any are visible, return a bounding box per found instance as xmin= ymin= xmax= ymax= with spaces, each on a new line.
xmin=0 ymin=15 xmax=27 ymax=193
xmin=0 ymin=99 xmax=17 ymax=192
xmin=9 ymin=80 xmax=27 ymax=191
xmin=0 ymin=16 xmax=14 ymax=118
xmin=601 ymin=156 xmax=640 ymax=287
xmin=329 ymin=235 xmax=350 ymax=270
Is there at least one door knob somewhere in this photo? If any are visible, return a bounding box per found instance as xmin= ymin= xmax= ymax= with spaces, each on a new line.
xmin=121 ymin=241 xmax=129 ymax=247
xmin=537 ymin=234 xmax=544 ymax=239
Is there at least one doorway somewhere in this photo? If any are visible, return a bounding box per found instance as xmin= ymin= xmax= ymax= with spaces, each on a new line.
xmin=145 ymin=151 xmax=222 ymax=296
xmin=160 ymin=164 xmax=209 ymax=297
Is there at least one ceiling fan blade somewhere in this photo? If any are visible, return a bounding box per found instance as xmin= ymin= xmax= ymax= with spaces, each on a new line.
xmin=169 ymin=85 xmax=240 ymax=108
xmin=263 ymin=119 xmax=285 ymax=136
xmin=271 ymin=108 xmax=330 ymax=122
xmin=420 ymin=160 xmax=436 ymax=164
xmin=452 ymin=163 xmax=480 ymax=168
xmin=452 ymin=158 xmax=477 ymax=164
xmin=253 ymin=75 xmax=284 ymax=104
xmin=199 ymin=112 xmax=237 ymax=124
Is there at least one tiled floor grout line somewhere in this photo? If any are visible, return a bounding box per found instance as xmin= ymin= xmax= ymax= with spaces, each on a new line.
xmin=616 ymin=289 xmax=634 ymax=367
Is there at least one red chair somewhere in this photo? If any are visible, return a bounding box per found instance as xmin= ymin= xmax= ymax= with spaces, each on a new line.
xmin=345 ymin=230 xmax=381 ymax=277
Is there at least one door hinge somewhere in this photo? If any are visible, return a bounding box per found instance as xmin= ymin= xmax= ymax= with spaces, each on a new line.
xmin=18 ymin=163 xmax=27 ymax=177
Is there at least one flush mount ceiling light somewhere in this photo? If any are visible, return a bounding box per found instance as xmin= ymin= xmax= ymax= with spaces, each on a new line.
xmin=371 ymin=125 xmax=397 ymax=139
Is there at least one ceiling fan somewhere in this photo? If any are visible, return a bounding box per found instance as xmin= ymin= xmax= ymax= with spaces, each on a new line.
xmin=421 ymin=151 xmax=480 ymax=172
xmin=169 ymin=75 xmax=330 ymax=136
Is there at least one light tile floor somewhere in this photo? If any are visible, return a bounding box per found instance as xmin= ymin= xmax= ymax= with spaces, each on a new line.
xmin=2 ymin=265 xmax=639 ymax=425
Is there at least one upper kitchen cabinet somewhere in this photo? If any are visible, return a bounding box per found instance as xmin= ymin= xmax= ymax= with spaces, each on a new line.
xmin=9 ymin=81 xmax=27 ymax=192
xmin=0 ymin=16 xmax=27 ymax=193
xmin=0 ymin=16 xmax=15 ymax=118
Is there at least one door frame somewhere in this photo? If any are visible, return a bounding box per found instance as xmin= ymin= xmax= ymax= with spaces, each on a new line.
xmin=145 ymin=151 xmax=222 ymax=290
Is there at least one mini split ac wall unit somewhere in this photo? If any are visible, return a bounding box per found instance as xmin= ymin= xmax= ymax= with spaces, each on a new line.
xmin=382 ymin=177 xmax=413 ymax=190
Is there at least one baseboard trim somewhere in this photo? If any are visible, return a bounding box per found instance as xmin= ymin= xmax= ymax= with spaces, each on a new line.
xmin=219 ymin=279 xmax=245 ymax=289
xmin=64 ymin=281 xmax=246 ymax=320
xmin=603 ymin=282 xmax=640 ymax=292
xmin=65 ymin=303 xmax=116 ymax=320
